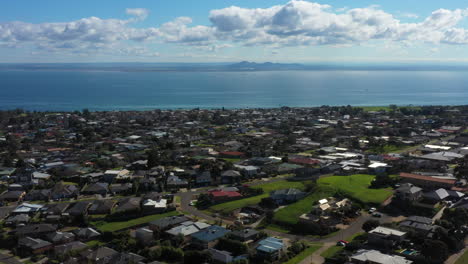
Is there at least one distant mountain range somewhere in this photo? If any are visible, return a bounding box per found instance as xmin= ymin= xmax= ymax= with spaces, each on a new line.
xmin=2 ymin=61 xmax=468 ymax=72
xmin=226 ymin=61 xmax=305 ymax=70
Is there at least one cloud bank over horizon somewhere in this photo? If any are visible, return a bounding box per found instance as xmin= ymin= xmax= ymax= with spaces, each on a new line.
xmin=2 ymin=1 xmax=468 ymax=61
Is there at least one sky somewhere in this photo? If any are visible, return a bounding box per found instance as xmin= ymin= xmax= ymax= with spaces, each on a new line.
xmin=2 ymin=0 xmax=468 ymax=63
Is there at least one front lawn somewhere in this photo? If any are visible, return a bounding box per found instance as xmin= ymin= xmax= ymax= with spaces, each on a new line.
xmin=207 ymin=180 xmax=311 ymax=214
xmin=317 ymin=174 xmax=392 ymax=204
xmin=284 ymin=243 xmax=323 ymax=264
xmin=455 ymin=250 xmax=468 ymax=264
xmin=91 ymin=210 xmax=179 ymax=232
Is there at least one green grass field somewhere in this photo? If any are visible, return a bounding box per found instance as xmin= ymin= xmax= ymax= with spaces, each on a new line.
xmin=320 ymin=233 xmax=365 ymax=259
xmin=273 ymin=187 xmax=335 ymax=225
xmin=455 ymin=250 xmax=468 ymax=264
xmin=207 ymin=180 xmax=311 ymax=214
xmin=318 ymin=174 xmax=392 ymax=204
xmin=284 ymin=244 xmax=323 ymax=264
xmin=91 ymin=210 xmax=179 ymax=232
xmin=357 ymin=106 xmax=421 ymax=112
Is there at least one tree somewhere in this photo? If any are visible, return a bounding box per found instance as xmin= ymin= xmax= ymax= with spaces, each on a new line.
xmin=216 ymin=238 xmax=248 ymax=256
xmin=184 ymin=251 xmax=212 ymax=264
xmin=421 ymin=239 xmax=449 ymax=262
xmin=362 ymin=219 xmax=380 ymax=232
xmin=160 ymin=246 xmax=184 ymax=262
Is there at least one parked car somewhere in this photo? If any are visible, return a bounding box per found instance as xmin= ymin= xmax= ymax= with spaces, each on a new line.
xmin=372 ymin=212 xmax=382 ymax=218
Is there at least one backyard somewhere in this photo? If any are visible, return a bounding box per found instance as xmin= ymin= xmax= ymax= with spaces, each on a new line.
xmin=207 ymin=180 xmax=312 ymax=214
xmin=91 ymin=210 xmax=179 ymax=232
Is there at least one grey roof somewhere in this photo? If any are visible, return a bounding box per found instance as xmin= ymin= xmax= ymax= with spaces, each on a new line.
xmin=396 ymin=183 xmax=422 ymax=194
xmin=231 ymin=229 xmax=259 ymax=239
xmin=191 ymin=225 xmax=229 ymax=242
xmin=55 ymin=241 xmax=88 ymax=255
xmin=423 ymin=188 xmax=449 ymax=201
xmin=150 ymin=215 xmax=189 ymax=229
xmin=18 ymin=237 xmax=52 ymax=250
xmin=351 ymin=249 xmax=412 ymax=264
xmin=46 ymin=231 xmax=75 ymax=243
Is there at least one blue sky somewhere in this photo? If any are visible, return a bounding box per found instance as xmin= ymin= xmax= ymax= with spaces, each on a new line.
xmin=1 ymin=0 xmax=468 ymax=63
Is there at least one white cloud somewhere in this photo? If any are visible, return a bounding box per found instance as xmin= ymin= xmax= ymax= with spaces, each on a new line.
xmin=2 ymin=1 xmax=468 ymax=58
xmin=126 ymin=8 xmax=150 ymax=20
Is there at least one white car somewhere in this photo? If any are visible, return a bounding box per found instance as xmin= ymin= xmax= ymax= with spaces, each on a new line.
xmin=369 ymin=207 xmax=377 ymax=213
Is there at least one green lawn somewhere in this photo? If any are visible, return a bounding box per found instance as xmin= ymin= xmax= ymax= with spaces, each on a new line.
xmin=85 ymin=240 xmax=105 ymax=247
xmin=91 ymin=211 xmax=179 ymax=232
xmin=321 ymin=233 xmax=365 ymax=259
xmin=357 ymin=106 xmax=421 ymax=112
xmin=284 ymin=244 xmax=323 ymax=264
xmin=318 ymin=174 xmax=392 ymax=204
xmin=455 ymin=250 xmax=468 ymax=264
xmin=207 ymin=180 xmax=311 ymax=214
xmin=320 ymin=245 xmax=344 ymax=259
xmin=273 ymin=187 xmax=335 ymax=225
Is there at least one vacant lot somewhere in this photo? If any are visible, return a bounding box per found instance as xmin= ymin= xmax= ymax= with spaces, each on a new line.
xmin=273 ymin=187 xmax=335 ymax=226
xmin=317 ymin=174 xmax=392 ymax=204
xmin=92 ymin=210 xmax=179 ymax=232
xmin=207 ymin=180 xmax=311 ymax=214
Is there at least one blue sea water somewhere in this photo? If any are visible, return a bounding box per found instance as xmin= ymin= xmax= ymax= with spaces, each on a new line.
xmin=1 ymin=70 xmax=468 ymax=111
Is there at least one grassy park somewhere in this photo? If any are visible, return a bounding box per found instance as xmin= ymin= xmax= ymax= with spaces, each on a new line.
xmin=317 ymin=174 xmax=392 ymax=204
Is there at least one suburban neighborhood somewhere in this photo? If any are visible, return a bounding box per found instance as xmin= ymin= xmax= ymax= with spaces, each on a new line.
xmin=0 ymin=105 xmax=467 ymax=264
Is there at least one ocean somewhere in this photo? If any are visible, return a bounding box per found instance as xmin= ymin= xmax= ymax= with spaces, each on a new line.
xmin=1 ymin=70 xmax=468 ymax=111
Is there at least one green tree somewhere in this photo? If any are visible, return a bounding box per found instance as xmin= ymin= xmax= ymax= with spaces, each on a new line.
xmin=362 ymin=219 xmax=380 ymax=232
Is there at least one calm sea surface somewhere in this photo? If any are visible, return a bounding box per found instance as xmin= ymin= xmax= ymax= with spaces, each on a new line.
xmin=1 ymin=70 xmax=468 ymax=111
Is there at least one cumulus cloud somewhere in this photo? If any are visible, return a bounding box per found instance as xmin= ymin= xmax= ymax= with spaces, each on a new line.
xmin=2 ymin=1 xmax=468 ymax=57
xmin=126 ymin=8 xmax=150 ymax=20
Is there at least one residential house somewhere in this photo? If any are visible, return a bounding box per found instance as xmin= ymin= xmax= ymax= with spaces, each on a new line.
xmin=135 ymin=228 xmax=153 ymax=246
xmin=80 ymin=246 xmax=118 ymax=263
xmin=350 ymin=249 xmax=413 ymax=264
xmin=142 ymin=197 xmax=168 ymax=213
xmin=368 ymin=226 xmax=406 ymax=248
xmin=109 ymin=183 xmax=133 ymax=195
xmin=82 ymin=182 xmax=109 ymax=196
xmin=54 ymin=241 xmax=88 ymax=256
xmin=149 ymin=215 xmax=190 ymax=231
xmin=166 ymin=174 xmax=189 ymax=190
xmin=24 ymin=189 xmax=51 ymax=201
xmin=46 ymin=231 xmax=75 ymax=245
xmin=88 ymin=200 xmax=116 ymax=215
xmin=50 ymin=182 xmax=79 ymax=200
xmin=0 ymin=190 xmax=25 ymax=203
xmin=73 ymin=227 xmax=101 ymax=241
xmin=196 ymin=171 xmax=213 ymax=186
xmin=256 ymin=237 xmax=284 ymax=260
xmin=14 ymin=224 xmax=57 ymax=238
xmin=399 ymin=173 xmax=456 ymax=189
xmin=115 ymin=197 xmax=141 ymax=213
xmin=220 ymin=170 xmax=241 ymax=184
xmin=230 ymin=228 xmax=259 ymax=242
xmin=17 ymin=237 xmax=53 ymax=256
xmin=66 ymin=201 xmax=92 ymax=217
xmin=395 ymin=183 xmax=423 ymax=202
xmin=190 ymin=225 xmax=230 ymax=249
xmin=208 ymin=189 xmax=242 ymax=203
xmin=166 ymin=221 xmax=210 ymax=238
xmin=270 ymin=188 xmax=306 ymax=205
xmin=12 ymin=203 xmax=43 ymax=215
xmin=399 ymin=216 xmax=436 ymax=236
xmin=4 ymin=214 xmax=30 ymax=226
